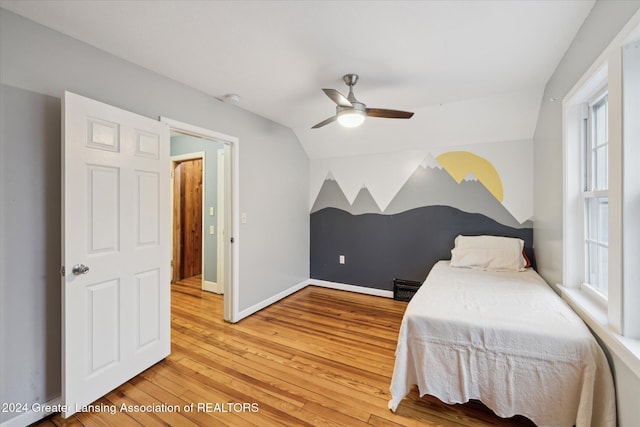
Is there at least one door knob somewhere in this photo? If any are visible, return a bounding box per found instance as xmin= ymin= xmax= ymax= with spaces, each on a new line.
xmin=72 ymin=264 xmax=90 ymax=275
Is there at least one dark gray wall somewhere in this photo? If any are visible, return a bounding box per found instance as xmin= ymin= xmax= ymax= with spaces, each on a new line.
xmin=311 ymin=206 xmax=533 ymax=290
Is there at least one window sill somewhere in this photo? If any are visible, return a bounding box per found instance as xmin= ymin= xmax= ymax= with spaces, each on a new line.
xmin=559 ymin=285 xmax=640 ymax=378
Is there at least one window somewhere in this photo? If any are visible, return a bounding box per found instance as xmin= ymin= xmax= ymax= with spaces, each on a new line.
xmin=582 ymin=94 xmax=608 ymax=299
xmin=561 ymin=20 xmax=640 ymax=376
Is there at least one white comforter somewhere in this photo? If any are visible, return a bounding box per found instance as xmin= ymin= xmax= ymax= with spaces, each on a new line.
xmin=389 ymin=261 xmax=615 ymax=427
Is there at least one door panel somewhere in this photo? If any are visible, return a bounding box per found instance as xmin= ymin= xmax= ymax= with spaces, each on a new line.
xmin=135 ymin=171 xmax=160 ymax=247
xmin=135 ymin=268 xmax=161 ymax=348
xmin=87 ymin=165 xmax=120 ymax=254
xmin=62 ymin=92 xmax=170 ymax=417
xmin=87 ymin=279 xmax=120 ymax=373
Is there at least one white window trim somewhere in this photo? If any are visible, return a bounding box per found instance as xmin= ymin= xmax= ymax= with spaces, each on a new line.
xmin=559 ymin=285 xmax=640 ymax=378
xmin=563 ymin=64 xmax=606 ymax=297
xmin=621 ymin=40 xmax=640 ymax=339
xmin=561 ymin=11 xmax=640 ymax=377
xmin=580 ymin=280 xmax=607 ymax=308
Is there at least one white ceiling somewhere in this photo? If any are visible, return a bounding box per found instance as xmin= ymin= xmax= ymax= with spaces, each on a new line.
xmin=0 ymin=0 xmax=595 ymax=159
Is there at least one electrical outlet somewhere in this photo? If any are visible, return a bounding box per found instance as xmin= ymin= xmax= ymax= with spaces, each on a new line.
xmin=209 ymin=225 xmax=215 ymax=235
xmin=339 ymin=255 xmax=345 ymax=264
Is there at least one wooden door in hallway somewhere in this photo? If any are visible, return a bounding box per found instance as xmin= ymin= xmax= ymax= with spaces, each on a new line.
xmin=173 ymin=158 xmax=203 ymax=281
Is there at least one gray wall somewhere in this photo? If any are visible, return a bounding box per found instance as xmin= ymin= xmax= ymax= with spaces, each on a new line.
xmin=0 ymin=84 xmax=62 ymax=423
xmin=532 ymin=1 xmax=640 ymax=426
xmin=170 ymin=134 xmax=226 ymax=284
xmin=0 ymin=8 xmax=309 ymax=425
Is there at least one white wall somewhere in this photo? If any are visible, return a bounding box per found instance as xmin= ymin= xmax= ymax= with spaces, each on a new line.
xmin=532 ymin=1 xmax=640 ymax=426
xmin=0 ymin=8 xmax=309 ymax=425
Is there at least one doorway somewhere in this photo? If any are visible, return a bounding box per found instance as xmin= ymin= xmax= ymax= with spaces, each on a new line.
xmin=171 ymin=155 xmax=204 ymax=285
xmin=162 ymin=117 xmax=239 ymax=323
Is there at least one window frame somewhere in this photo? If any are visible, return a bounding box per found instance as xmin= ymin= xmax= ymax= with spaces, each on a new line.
xmin=560 ymin=14 xmax=640 ymax=378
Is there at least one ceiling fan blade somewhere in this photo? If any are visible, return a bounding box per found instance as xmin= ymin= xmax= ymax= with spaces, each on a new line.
xmin=322 ymin=89 xmax=352 ymax=107
xmin=366 ymin=108 xmax=414 ymax=119
xmin=311 ymin=115 xmax=338 ymax=129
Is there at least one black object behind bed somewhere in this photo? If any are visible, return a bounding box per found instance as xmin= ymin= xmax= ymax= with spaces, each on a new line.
xmin=310 ymin=205 xmax=534 ymax=291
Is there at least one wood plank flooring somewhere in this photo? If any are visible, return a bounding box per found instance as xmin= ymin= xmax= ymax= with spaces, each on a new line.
xmin=35 ymin=278 xmax=535 ymax=426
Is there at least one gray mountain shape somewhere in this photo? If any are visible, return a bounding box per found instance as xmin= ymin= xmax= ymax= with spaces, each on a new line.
xmin=311 ymin=165 xmax=531 ymax=229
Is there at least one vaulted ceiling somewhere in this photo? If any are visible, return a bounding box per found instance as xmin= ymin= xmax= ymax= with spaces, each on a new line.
xmin=0 ymin=0 xmax=595 ymax=158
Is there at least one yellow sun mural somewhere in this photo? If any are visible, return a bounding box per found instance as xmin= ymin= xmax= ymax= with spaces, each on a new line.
xmin=435 ymin=151 xmax=504 ymax=202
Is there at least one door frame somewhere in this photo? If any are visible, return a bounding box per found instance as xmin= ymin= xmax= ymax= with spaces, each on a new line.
xmin=217 ymin=148 xmax=225 ymax=294
xmin=170 ymin=152 xmax=205 ymax=289
xmin=161 ymin=117 xmax=239 ymax=322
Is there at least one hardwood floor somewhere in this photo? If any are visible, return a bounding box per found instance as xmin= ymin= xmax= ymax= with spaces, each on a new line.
xmin=35 ymin=279 xmax=535 ymax=426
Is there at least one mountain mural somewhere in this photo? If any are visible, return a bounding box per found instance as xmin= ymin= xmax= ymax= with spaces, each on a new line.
xmin=310 ymin=160 xmax=533 ymax=291
xmin=310 ymin=141 xmax=533 ymax=224
xmin=311 ymin=163 xmax=531 ymax=229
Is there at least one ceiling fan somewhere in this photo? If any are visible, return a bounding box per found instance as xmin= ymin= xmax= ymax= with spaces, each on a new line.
xmin=311 ymin=74 xmax=414 ymax=129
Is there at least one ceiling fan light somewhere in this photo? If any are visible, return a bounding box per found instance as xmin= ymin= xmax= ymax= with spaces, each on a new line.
xmin=337 ymin=110 xmax=366 ymax=128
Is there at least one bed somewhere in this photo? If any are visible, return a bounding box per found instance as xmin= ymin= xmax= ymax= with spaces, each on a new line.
xmin=388 ymin=236 xmax=616 ymax=427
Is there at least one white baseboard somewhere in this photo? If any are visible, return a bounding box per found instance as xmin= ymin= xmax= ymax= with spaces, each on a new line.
xmin=0 ymin=395 xmax=61 ymax=427
xmin=236 ymin=279 xmax=308 ymax=321
xmin=309 ymin=279 xmax=394 ymax=298
xmin=203 ymin=280 xmax=222 ymax=294
xmin=233 ymin=278 xmax=394 ymax=322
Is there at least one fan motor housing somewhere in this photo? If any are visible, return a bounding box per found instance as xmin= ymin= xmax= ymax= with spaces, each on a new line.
xmin=336 ymin=102 xmax=366 ymax=114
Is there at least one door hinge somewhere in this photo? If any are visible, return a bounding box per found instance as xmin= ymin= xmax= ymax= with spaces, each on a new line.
xmin=230 ymin=237 xmax=234 ymax=244
xmin=60 ymin=266 xmax=65 ymax=277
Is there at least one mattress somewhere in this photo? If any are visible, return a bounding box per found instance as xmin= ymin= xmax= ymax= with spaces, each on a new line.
xmin=389 ymin=261 xmax=615 ymax=427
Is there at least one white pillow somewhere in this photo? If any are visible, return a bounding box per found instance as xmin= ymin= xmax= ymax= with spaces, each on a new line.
xmin=450 ymin=235 xmax=526 ymax=272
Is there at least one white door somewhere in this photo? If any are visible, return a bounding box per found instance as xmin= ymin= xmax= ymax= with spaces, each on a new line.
xmin=62 ymin=92 xmax=170 ymax=417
